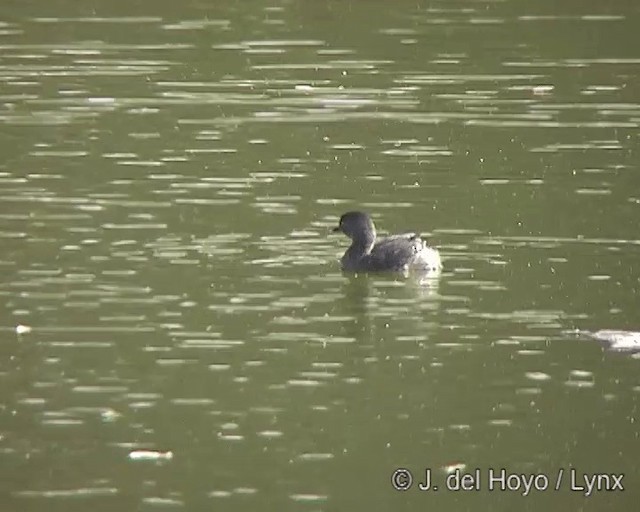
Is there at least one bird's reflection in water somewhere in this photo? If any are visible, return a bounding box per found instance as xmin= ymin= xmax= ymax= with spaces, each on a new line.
xmin=337 ymin=270 xmax=442 ymax=343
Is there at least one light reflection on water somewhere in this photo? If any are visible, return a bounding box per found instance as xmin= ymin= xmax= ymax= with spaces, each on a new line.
xmin=1 ymin=0 xmax=639 ymax=510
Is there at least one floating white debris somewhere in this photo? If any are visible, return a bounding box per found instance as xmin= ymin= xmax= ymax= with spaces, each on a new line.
xmin=128 ymin=450 xmax=173 ymax=461
xmin=16 ymin=324 xmax=32 ymax=335
xmin=591 ymin=330 xmax=640 ymax=352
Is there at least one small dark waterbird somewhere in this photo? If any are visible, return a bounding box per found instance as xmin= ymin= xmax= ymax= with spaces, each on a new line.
xmin=332 ymin=211 xmax=442 ymax=273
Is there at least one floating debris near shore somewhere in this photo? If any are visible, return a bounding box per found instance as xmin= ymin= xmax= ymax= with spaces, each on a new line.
xmin=571 ymin=329 xmax=640 ymax=353
xmin=589 ymin=330 xmax=640 ymax=352
xmin=16 ymin=324 xmax=32 ymax=335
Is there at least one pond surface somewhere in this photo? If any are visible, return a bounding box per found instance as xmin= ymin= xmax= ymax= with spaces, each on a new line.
xmin=1 ymin=0 xmax=639 ymax=511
